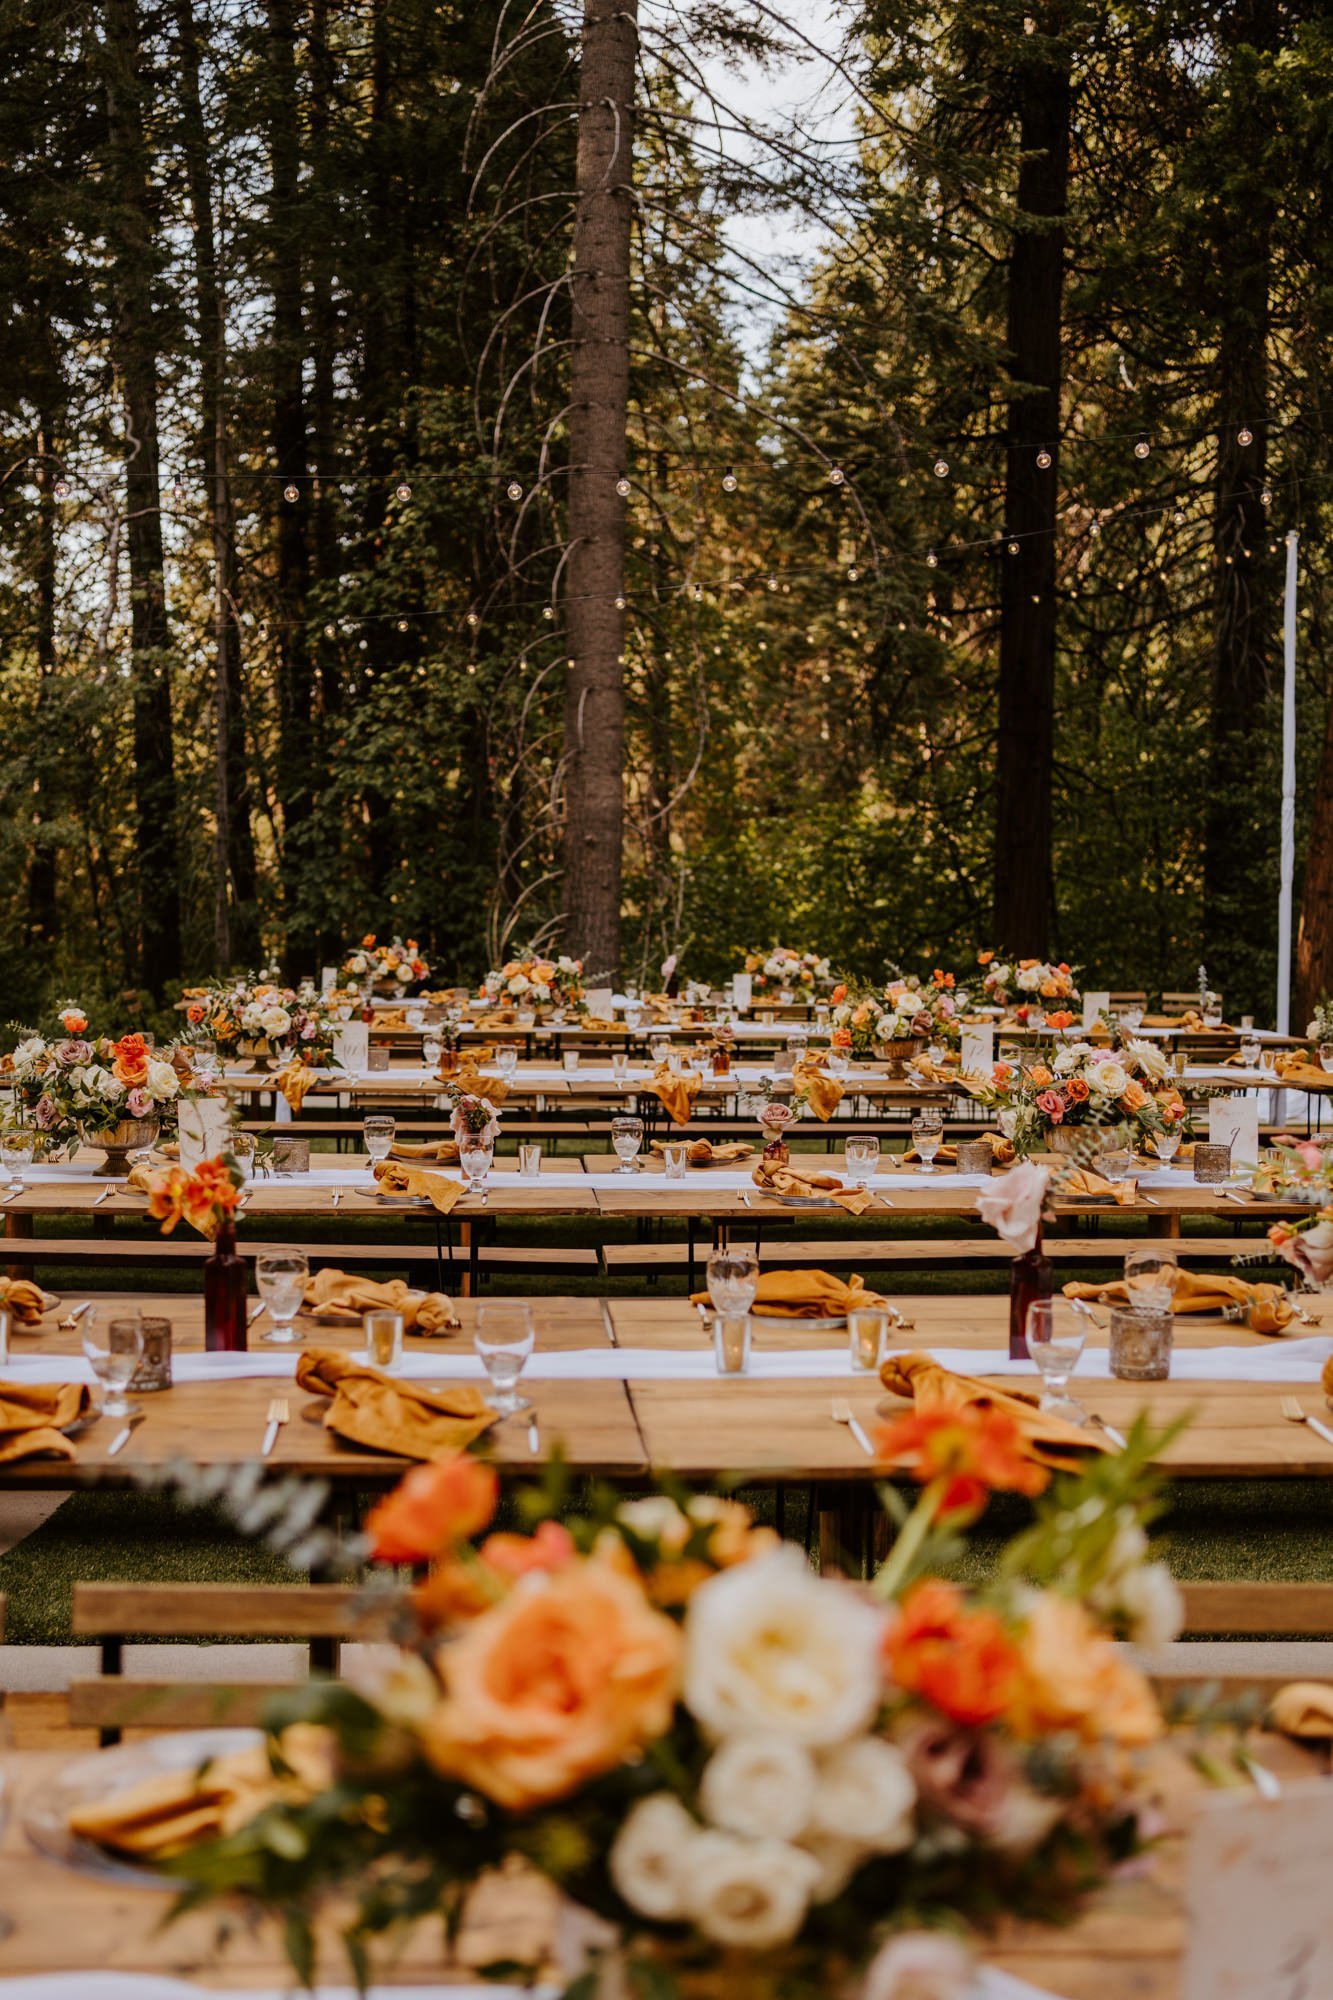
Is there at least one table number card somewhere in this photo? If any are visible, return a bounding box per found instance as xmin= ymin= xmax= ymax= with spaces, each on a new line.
xmin=1210 ymin=1093 xmax=1259 ymax=1169
xmin=584 ymin=986 xmax=614 ymax=1019
xmin=732 ymin=973 xmax=752 ymax=1012
xmin=1183 ymin=1777 xmax=1333 ymax=2000
xmin=333 ymin=1021 xmax=369 ymax=1073
xmin=320 ymin=964 xmax=337 ymax=995
xmin=1082 ymin=990 xmax=1110 ymax=1029
xmin=960 ymin=1026 xmax=994 ymax=1076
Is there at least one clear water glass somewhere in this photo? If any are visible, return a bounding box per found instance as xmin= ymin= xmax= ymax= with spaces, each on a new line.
xmin=1100 ymin=1144 xmax=1133 ymax=1183
xmin=612 ymin=1115 xmax=643 ymax=1173
xmin=1240 ymin=1038 xmax=1261 ymax=1068
xmin=461 ymin=1144 xmax=493 ymax=1190
xmin=663 ymin=1141 xmax=689 ymax=1179
xmin=83 ymin=1309 xmax=143 ymax=1419
xmin=649 ymin=1038 xmax=670 ymax=1067
xmin=192 ymin=1038 xmax=219 ymax=1088
xmin=712 ymin=1312 xmax=751 ymax=1375
xmin=911 ymin=1114 xmax=944 ymax=1172
xmin=1122 ymin=1005 xmax=1144 ymax=1031
xmin=844 ymin=1134 xmax=880 ymax=1186
xmin=364 ymin=1307 xmax=403 ymax=1369
xmin=706 ymin=1246 xmax=759 ymax=1314
xmin=1156 ymin=1127 xmax=1182 ymax=1164
xmin=497 ymin=1045 xmax=519 ymax=1079
xmin=363 ymin=1114 xmax=396 ymax=1174
xmin=422 ymin=1035 xmax=442 ymax=1068
xmin=1124 ymin=1247 xmax=1177 ymax=1316
xmin=848 ymin=1309 xmax=888 ymax=1371
xmin=518 ymin=1143 xmax=543 ymax=1178
xmin=256 ymin=1247 xmax=309 ymax=1345
xmin=1024 ymin=1298 xmax=1087 ymax=1415
xmin=0 ymin=1129 xmax=34 ymax=1190
xmin=828 ymin=1049 xmax=849 ymax=1078
xmin=475 ymin=1302 xmax=534 ymax=1412
xmin=231 ymin=1132 xmax=257 ymax=1183
xmin=562 ymin=1049 xmax=580 ymax=1072
xmin=612 ymin=1051 xmax=630 ymax=1083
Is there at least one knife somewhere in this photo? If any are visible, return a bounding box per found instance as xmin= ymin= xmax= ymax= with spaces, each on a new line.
xmin=527 ymin=1413 xmax=540 ymax=1456
xmin=107 ymin=1424 xmax=134 ymax=1457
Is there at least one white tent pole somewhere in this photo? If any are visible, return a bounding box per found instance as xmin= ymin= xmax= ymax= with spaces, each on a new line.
xmin=1276 ymin=530 xmax=1299 ymax=1035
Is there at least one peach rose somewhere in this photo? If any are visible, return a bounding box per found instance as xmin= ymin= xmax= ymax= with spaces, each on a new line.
xmin=1013 ymin=1593 xmax=1161 ymax=1748
xmin=366 ymin=1456 xmax=499 ymax=1564
xmin=1028 ymin=1064 xmax=1052 ymax=1089
xmin=1120 ymin=1080 xmax=1147 ymax=1112
xmin=421 ymin=1559 xmax=681 ymax=1809
xmin=111 ymin=1032 xmax=150 ymax=1088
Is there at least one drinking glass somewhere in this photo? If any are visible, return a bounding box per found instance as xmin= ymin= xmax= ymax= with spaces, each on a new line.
xmin=666 ymin=1048 xmax=684 ymax=1077
xmin=1124 ymin=1247 xmax=1178 ymax=1316
xmin=1320 ymin=1044 xmax=1333 ymax=1075
xmin=475 ymin=1302 xmax=534 ymax=1413
xmin=364 ymin=1307 xmax=403 ymax=1369
xmin=256 ymin=1247 xmax=309 ymax=1345
xmin=612 ymin=1051 xmax=630 ymax=1084
xmin=828 ymin=1049 xmax=849 ymax=1078
xmin=497 ymin=1044 xmax=519 ymax=1079
xmin=712 ymin=1313 xmax=751 ymax=1376
xmin=461 ymin=1144 xmax=493 ymax=1191
xmin=1240 ymin=1038 xmax=1261 ymax=1069
xmin=516 ymin=1007 xmax=536 ymax=1029
xmin=192 ymin=1038 xmax=219 ymax=1088
xmin=706 ymin=1246 xmax=759 ymax=1314
xmin=0 ymin=1129 xmax=35 ymax=1192
xmin=1241 ymin=1015 xmax=1255 ymax=1031
xmin=1122 ymin=1005 xmax=1144 ymax=1031
xmin=83 ymin=1310 xmax=143 ymax=1420
xmin=1155 ymin=1127 xmax=1182 ymax=1165
xmin=518 ymin=1142 xmax=543 ymax=1178
xmin=0 ymin=1306 xmax=9 ymax=1368
xmin=844 ymin=1134 xmax=880 ymax=1186
xmin=1100 ymin=1143 xmax=1133 ymax=1183
xmin=612 ymin=1114 xmax=643 ymax=1174
xmin=786 ymin=1030 xmax=809 ymax=1061
xmin=363 ymin=1114 xmax=396 ymax=1177
xmin=649 ymin=1037 xmax=670 ymax=1067
xmin=910 ymin=1114 xmax=944 ymax=1172
xmin=663 ymin=1141 xmax=689 ymax=1179
xmin=1024 ymin=1298 xmax=1087 ymax=1416
xmin=848 ymin=1309 xmax=888 ymax=1372
xmin=1203 ymin=1003 xmax=1223 ymax=1028
xmin=422 ymin=1034 xmax=442 ymax=1069
xmin=562 ymin=1049 xmax=580 ymax=1073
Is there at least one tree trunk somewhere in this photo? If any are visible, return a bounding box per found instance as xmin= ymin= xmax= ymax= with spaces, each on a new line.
xmin=992 ymin=31 xmax=1071 ymax=957
xmin=172 ymin=0 xmax=259 ymax=967
xmin=1296 ymin=678 xmax=1333 ymax=1026
xmin=561 ymin=0 xmax=637 ymax=981
xmin=26 ymin=425 xmax=59 ymax=950
xmin=102 ymin=0 xmax=183 ymax=993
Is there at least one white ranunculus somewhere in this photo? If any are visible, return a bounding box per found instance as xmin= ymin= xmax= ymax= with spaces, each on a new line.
xmin=532 ymin=982 xmax=551 ymax=1001
xmin=1016 ymin=964 xmax=1044 ymax=992
xmin=683 ymin=1546 xmax=887 ymax=1747
xmin=808 ymin=1737 xmax=916 ymax=1852
xmin=1125 ymin=1038 xmax=1169 ymax=1081
xmin=1118 ymin=1561 xmax=1184 ymax=1649
xmin=699 ymin=1732 xmax=818 ymax=1842
xmin=617 ymin=1495 xmax=691 ymax=1554
xmin=679 ymin=1832 xmax=820 ymax=1949
xmin=241 ymin=1003 xmax=266 ymax=1032
xmin=797 ymin=1831 xmax=866 ymax=1902
xmin=1088 ymin=1058 xmax=1129 ymax=1098
xmin=608 ymin=1794 xmax=699 ymax=1922
xmin=861 ymin=1931 xmax=975 ymax=2000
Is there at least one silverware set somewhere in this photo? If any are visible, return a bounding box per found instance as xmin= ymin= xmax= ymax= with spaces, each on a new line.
xmin=57 ymin=1300 xmax=93 ymax=1331
xmin=831 ymin=1396 xmax=875 ymax=1457
xmin=1280 ymin=1396 xmax=1333 ymax=1449
xmin=262 ymin=1397 xmax=290 ymax=1457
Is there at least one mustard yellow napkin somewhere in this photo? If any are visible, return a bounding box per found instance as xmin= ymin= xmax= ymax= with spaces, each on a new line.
xmin=302 ymin=1268 xmax=460 ymax=1335
xmin=1275 ymin=1054 xmax=1333 ymax=1090
xmin=389 ymin=1138 xmax=460 ymax=1163
xmin=0 ymin=1277 xmax=58 ymax=1326
xmin=649 ymin=1138 xmax=753 ymax=1168
xmin=750 ymin=1159 xmax=873 ymax=1216
xmin=793 ymin=1054 xmax=844 ymax=1122
xmin=1064 ymin=1270 xmax=1295 ymax=1334
xmin=68 ymin=1726 xmax=331 ymax=1858
xmin=0 ymin=1379 xmax=92 ymax=1463
xmin=650 ymin=1062 xmax=701 ymax=1127
xmin=1056 ymin=1166 xmax=1138 ymax=1206
xmin=901 ymin=1142 xmax=958 ymax=1165
xmin=879 ymin=1352 xmax=1109 ymax=1471
xmin=276 ymin=1058 xmax=319 ymax=1112
xmin=1268 ymin=1684 xmax=1333 ymax=1741
xmin=451 ymin=1063 xmax=509 ymax=1107
xmin=372 ymin=1159 xmax=464 ymax=1213
xmin=690 ymin=1269 xmax=887 ymax=1320
xmin=374 ymin=1008 xmax=409 ymax=1029
xmin=295 ymin=1348 xmax=495 ymax=1459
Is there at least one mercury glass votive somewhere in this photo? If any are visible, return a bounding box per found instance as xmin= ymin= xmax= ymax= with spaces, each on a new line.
xmin=1109 ymin=1305 xmax=1173 ymax=1381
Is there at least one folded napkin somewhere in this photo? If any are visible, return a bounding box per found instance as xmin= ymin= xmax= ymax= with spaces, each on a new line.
xmin=689 ymin=1269 xmax=889 ymax=1320
xmin=793 ymin=1054 xmax=844 ymax=1122
xmin=295 ymin=1348 xmax=495 ymax=1459
xmin=1275 ymin=1053 xmax=1333 ymax=1089
xmin=389 ymin=1137 xmax=460 ymax=1163
xmin=302 ymin=1268 xmax=460 ymax=1335
xmin=373 ymin=1008 xmax=409 ymax=1029
xmin=1055 ymin=1167 xmax=1138 ymax=1206
xmin=648 ymin=1138 xmax=754 ymax=1167
xmin=475 ymin=1008 xmax=519 ymax=1029
xmin=901 ymin=1142 xmax=958 ymax=1166
xmin=879 ymin=1351 xmax=1110 ymax=1470
xmin=276 ymin=1058 xmax=320 ymax=1112
xmin=1268 ymin=1683 xmax=1333 ymax=1741
xmin=67 ymin=1726 xmax=330 ymax=1859
xmin=909 ymin=1054 xmax=957 ymax=1084
xmin=1063 ymin=1269 xmax=1295 ymax=1334
xmin=582 ymin=1013 xmax=618 ymax=1030
xmin=650 ymin=1062 xmax=701 ymax=1127
xmin=451 ymin=1063 xmax=510 ymax=1107
xmin=0 ymin=1378 xmax=92 ymax=1462
xmin=750 ymin=1159 xmax=873 ymax=1216
xmin=371 ymin=1159 xmax=465 ymax=1213
xmin=0 ymin=1277 xmax=58 ymax=1325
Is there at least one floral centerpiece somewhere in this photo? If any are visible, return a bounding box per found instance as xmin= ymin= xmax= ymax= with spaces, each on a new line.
xmin=742 ymin=948 xmax=832 ymax=1003
xmin=829 ymin=988 xmax=894 ymax=1058
xmin=484 ymin=952 xmax=586 ymax=1012
xmin=338 ymin=935 xmax=431 ymax=995
xmin=183 ymin=974 xmax=343 ymax=1070
xmin=962 ymin=1039 xmax=1185 ymax=1157
xmin=976 ymin=953 xmax=1079 ymax=1011
xmin=5 ymin=1030 xmax=180 ymax=1168
xmin=147 ymin=1151 xmax=248 ymax=1348
xmin=916 ymin=969 xmax=968 ymax=1044
xmin=150 ymin=1415 xmax=1187 ymax=1997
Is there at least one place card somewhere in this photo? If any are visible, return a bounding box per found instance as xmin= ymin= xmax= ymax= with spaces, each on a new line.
xmin=1183 ymin=1776 xmax=1333 ymax=2000
xmin=320 ymin=964 xmax=337 ymax=994
xmin=732 ymin=973 xmax=752 ymax=1012
xmin=1209 ymin=1094 xmax=1259 ymax=1168
xmin=585 ymin=986 xmax=614 ymax=1018
xmin=1082 ymin=990 xmax=1110 ymax=1028
xmin=960 ymin=1026 xmax=994 ymax=1075
xmin=334 ymin=1021 xmax=369 ymax=1072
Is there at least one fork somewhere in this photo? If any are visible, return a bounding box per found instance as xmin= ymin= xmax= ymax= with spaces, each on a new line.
xmin=1280 ymin=1395 xmax=1333 ymax=1449
xmin=831 ymin=1397 xmax=875 ymax=1457
xmin=58 ymin=1300 xmax=93 ymax=1331
xmin=261 ymin=1397 xmax=290 ymax=1458
xmin=93 ymin=1182 xmax=120 ymax=1207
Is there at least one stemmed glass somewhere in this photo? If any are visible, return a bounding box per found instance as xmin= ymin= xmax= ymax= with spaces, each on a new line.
xmin=844 ymin=1134 xmax=880 ymax=1187
xmin=82 ymin=1309 xmax=143 ymax=1421
xmin=1239 ymin=1037 xmax=1261 ymax=1070
xmin=256 ymin=1247 xmax=309 ymax=1345
xmin=1319 ymin=1044 xmax=1333 ymax=1076
xmin=460 ymin=1142 xmax=493 ymax=1193
xmin=475 ymin=1302 xmax=534 ymax=1413
xmin=192 ymin=1038 xmax=219 ymax=1089
xmin=911 ymin=1112 xmax=945 ymax=1172
xmin=0 ymin=1129 xmax=35 ymax=1194
xmin=1124 ymin=1247 xmax=1178 ymax=1316
xmin=422 ymin=1033 xmax=442 ymax=1070
xmin=612 ymin=1114 xmax=644 ymax=1173
xmin=496 ymin=1045 xmax=519 ymax=1081
xmin=706 ymin=1247 xmax=759 ymax=1314
xmin=1024 ymin=1298 xmax=1087 ymax=1416
xmin=363 ymin=1114 xmax=396 ymax=1183
xmin=1155 ymin=1126 xmax=1182 ymax=1165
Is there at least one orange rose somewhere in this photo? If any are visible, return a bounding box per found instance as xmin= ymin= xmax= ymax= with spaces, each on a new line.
xmin=1120 ymin=1080 xmax=1147 ymax=1112
xmin=1028 ymin=1064 xmax=1052 ymax=1089
xmin=111 ymin=1032 xmax=150 ymax=1088
xmin=1012 ymin=1594 xmax=1162 ymax=1747
xmin=887 ymin=1579 xmax=1023 ymax=1728
xmin=832 ymin=1027 xmax=852 ymax=1048
xmin=366 ymin=1456 xmax=500 ymax=1564
xmin=421 ymin=1559 xmax=681 ymax=1808
xmin=147 ymin=1165 xmax=188 ymax=1234
xmin=830 ymin=983 xmax=848 ymax=1004
xmin=187 ymin=1003 xmax=206 ymax=1025
xmin=876 ymin=1404 xmax=1048 ymax=1524
xmin=1057 ymin=962 xmax=1070 ymax=975
xmin=1039 ymin=979 xmax=1057 ymax=997
xmin=1047 ymin=1010 xmax=1074 ymax=1030
xmin=977 ymin=951 xmax=995 ymax=966
xmin=1065 ymin=1076 xmax=1089 ymax=1102
xmin=362 ymin=933 xmax=377 ymax=949
xmin=480 ymin=1519 xmax=576 ymax=1580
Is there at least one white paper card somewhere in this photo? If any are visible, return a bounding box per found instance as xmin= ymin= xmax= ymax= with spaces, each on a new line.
xmin=1182 ymin=1778 xmax=1333 ymax=2000
xmin=1082 ymin=990 xmax=1110 ymax=1028
xmin=333 ymin=1022 xmax=369 ymax=1071
xmin=584 ymin=987 xmax=613 ymax=1018
xmin=178 ymin=1095 xmax=233 ymax=1173
xmin=732 ymin=973 xmax=752 ymax=1012
xmin=960 ymin=1026 xmax=994 ymax=1075
xmin=320 ymin=965 xmax=337 ymax=995
xmin=1210 ymin=1094 xmax=1259 ymax=1168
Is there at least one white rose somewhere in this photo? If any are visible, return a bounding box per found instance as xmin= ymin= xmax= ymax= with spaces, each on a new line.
xmin=260 ymin=1006 xmax=292 ymax=1038
xmin=796 ymin=1831 xmax=865 ymax=1902
xmin=1118 ymin=1561 xmax=1184 ymax=1649
xmin=1016 ymin=965 xmax=1043 ymax=992
xmin=808 ymin=1737 xmax=915 ymax=1852
xmin=1125 ymin=1038 xmax=1168 ymax=1081
xmin=1088 ymin=1059 xmax=1128 ymax=1098
xmin=349 ymin=954 xmax=367 ymax=975
xmin=506 ymin=974 xmax=529 ymax=995
xmin=241 ymin=1003 xmax=265 ymax=1032
xmin=678 ymin=1832 xmax=820 ymax=1949
xmin=532 ymin=982 xmax=551 ymax=1001
xmin=395 ymin=963 xmax=412 ymax=984
xmin=145 ymin=1060 xmax=179 ymax=1102
xmin=683 ymin=1547 xmax=886 ymax=1747
xmin=699 ymin=1733 xmax=818 ymax=1842
xmin=608 ymin=1794 xmax=699 ymax=1921
xmin=861 ymin=1932 xmax=974 ymax=2000
xmin=617 ymin=1495 xmax=691 ymax=1555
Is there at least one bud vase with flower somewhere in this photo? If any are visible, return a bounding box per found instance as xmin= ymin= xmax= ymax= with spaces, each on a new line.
xmin=974 ymin=1160 xmax=1055 ymax=1359
xmin=144 ymin=1153 xmax=248 ymax=1351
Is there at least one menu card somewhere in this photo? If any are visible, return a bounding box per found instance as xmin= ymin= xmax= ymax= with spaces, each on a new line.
xmin=334 ymin=1022 xmax=370 ymax=1072
xmin=320 ymin=965 xmax=337 ymax=995
xmin=584 ymin=986 xmax=613 ymax=1018
xmin=1183 ymin=1777 xmax=1333 ymax=2000
xmin=1082 ymin=990 xmax=1110 ymax=1029
xmin=1210 ymin=1094 xmax=1259 ymax=1169
xmin=960 ymin=1026 xmax=994 ymax=1076
xmin=732 ymin=973 xmax=752 ymax=1012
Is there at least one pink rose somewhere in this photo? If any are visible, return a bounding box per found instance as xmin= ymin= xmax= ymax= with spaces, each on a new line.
xmin=56 ymin=1039 xmax=95 ymax=1068
xmin=861 ymin=1931 xmax=974 ymax=2000
xmin=125 ymin=1087 xmax=152 ymax=1118
xmin=33 ymin=1095 xmax=58 ymax=1129
xmin=1271 ymin=1217 xmax=1333 ymax=1287
xmin=300 ymin=1020 xmax=317 ymax=1040
xmin=1036 ymin=1088 xmax=1065 ymax=1123
xmin=975 ymin=1159 xmax=1049 ymax=1255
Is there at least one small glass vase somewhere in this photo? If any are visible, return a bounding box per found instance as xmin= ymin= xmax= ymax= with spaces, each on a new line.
xmin=204 ymin=1217 xmax=249 ymax=1352
xmin=1009 ymin=1225 xmax=1054 ymax=1360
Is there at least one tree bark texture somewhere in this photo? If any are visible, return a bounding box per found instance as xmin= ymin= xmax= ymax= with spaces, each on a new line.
xmin=1296 ymin=673 xmax=1333 ymax=1026
xmin=992 ymin=33 xmax=1070 ymax=958
xmin=102 ymin=0 xmax=183 ymax=991
xmin=561 ymin=0 xmax=637 ymax=981
xmin=26 ymin=425 xmax=59 ymax=950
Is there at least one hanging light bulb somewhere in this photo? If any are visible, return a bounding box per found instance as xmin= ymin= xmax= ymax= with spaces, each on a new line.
xmin=506 ymin=479 xmax=523 ymax=502
xmin=1261 ymin=484 xmax=1273 ymax=507
xmin=926 ymin=550 xmax=938 ymax=568
xmin=1090 ymin=515 xmax=1102 ymax=537
xmin=465 ymin=611 xmax=479 ymax=629
xmin=171 ymin=475 xmax=186 ymax=502
xmin=691 ymin=584 xmax=703 ymax=601
xmin=614 ymin=594 xmax=626 ymax=610
xmin=1237 ymin=424 xmax=1254 ymax=447
xmin=766 ymin=575 xmax=779 ymax=592
xmin=1007 ymin=539 xmax=1020 ymax=555
xmin=1035 ymin=446 xmax=1053 ymax=470
xmin=829 ymin=464 xmax=845 ymax=486
xmin=615 ymin=474 xmax=631 ymax=497
xmin=1031 ymin=592 xmax=1041 ymax=604
xmin=933 ymin=456 xmax=949 ymax=478
xmin=721 ymin=468 xmax=738 ymax=493
xmin=1133 ymin=432 xmax=1151 ymax=459
xmin=542 ymin=606 xmax=555 ymax=621
xmin=53 ymin=477 xmax=69 ymax=499
xmin=846 ymin=565 xmax=859 ymax=581
xmin=1172 ymin=504 xmax=1185 ymax=525
xmin=397 ymin=618 xmax=409 ymax=632
xmin=323 ymin=622 xmax=337 ymax=639
xmin=395 ymin=480 xmax=412 ymax=502
xmin=283 ymin=482 xmax=300 ymax=503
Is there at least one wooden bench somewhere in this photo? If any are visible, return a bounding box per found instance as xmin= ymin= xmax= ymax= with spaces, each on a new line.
xmin=601 ymin=1234 xmax=1281 ymax=1276
xmin=1146 ymin=1582 xmax=1333 ymax=1698
xmin=3 ymin=1235 xmax=598 ymax=1281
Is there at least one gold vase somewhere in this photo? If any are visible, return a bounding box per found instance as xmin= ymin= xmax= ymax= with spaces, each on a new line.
xmin=92 ymin=1116 xmax=160 ymax=1177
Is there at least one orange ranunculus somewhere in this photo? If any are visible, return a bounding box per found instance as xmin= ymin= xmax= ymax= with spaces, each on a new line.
xmin=480 ymin=1519 xmax=577 ymax=1580
xmin=977 ymin=951 xmax=994 ymax=966
xmin=111 ymin=1032 xmax=150 ymax=1088
xmin=991 ymin=1061 xmax=1013 ymax=1084
xmin=179 ymin=1158 xmax=241 ymax=1238
xmin=887 ymin=1578 xmax=1023 ymax=1728
xmin=1018 ymin=958 xmax=1038 ymax=969
xmin=406 ymin=939 xmax=419 ymax=953
xmin=831 ymin=983 xmax=848 ymax=1004
xmin=147 ymin=1165 xmax=189 ymax=1234
xmin=1047 ymin=1010 xmax=1074 ymax=1030
xmin=187 ymin=1003 xmax=206 ymax=1025
xmin=832 ymin=1027 xmax=852 ymax=1048
xmin=1065 ymin=1076 xmax=1090 ymax=1102
xmin=60 ymin=1008 xmax=88 ymax=1034
xmin=413 ymin=1557 xmax=499 ymax=1629
xmin=366 ymin=1456 xmax=500 ymax=1565
xmin=875 ymin=1405 xmax=1048 ymax=1524
xmin=1057 ymin=962 xmax=1070 ymax=976
xmin=420 ymin=1559 xmax=681 ymax=1809
xmin=1120 ymin=1080 xmax=1147 ymax=1112
xmin=533 ymin=961 xmax=556 ymax=984
xmin=1012 ymin=1593 xmax=1162 ymax=1748
xmin=362 ymin=933 xmax=377 ymax=948
xmin=1028 ymin=1064 xmax=1052 ymax=1090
